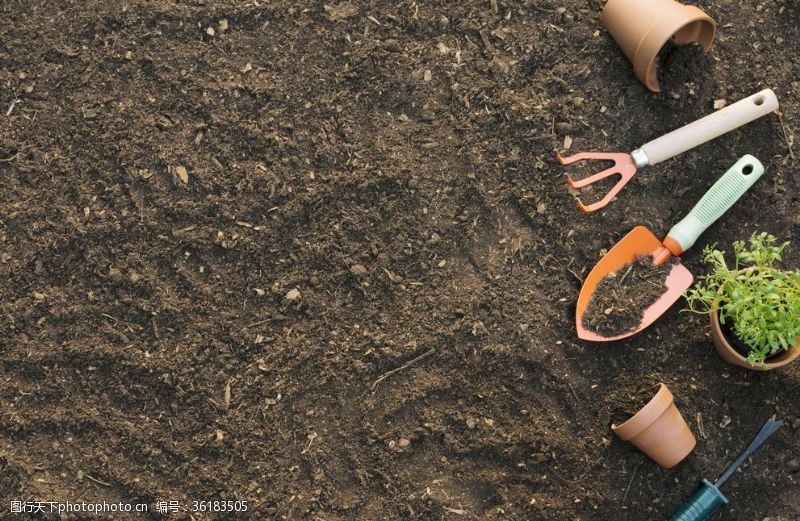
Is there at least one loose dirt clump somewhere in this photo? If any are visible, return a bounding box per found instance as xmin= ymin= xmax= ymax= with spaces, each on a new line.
xmin=583 ymin=256 xmax=679 ymax=337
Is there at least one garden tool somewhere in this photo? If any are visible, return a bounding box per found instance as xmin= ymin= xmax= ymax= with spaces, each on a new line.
xmin=671 ymin=417 xmax=783 ymax=521
xmin=557 ymin=89 xmax=778 ymax=212
xmin=602 ymin=0 xmax=716 ymax=92
xmin=576 ymin=155 xmax=763 ymax=341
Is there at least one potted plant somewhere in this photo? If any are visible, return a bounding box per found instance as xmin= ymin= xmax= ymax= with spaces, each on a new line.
xmin=684 ymin=232 xmax=800 ymax=369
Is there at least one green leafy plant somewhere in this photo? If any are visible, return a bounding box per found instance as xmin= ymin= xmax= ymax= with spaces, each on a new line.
xmin=684 ymin=233 xmax=800 ymax=366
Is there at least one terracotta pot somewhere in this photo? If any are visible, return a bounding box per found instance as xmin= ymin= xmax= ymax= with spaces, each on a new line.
xmin=602 ymin=0 xmax=716 ymax=92
xmin=710 ymin=304 xmax=800 ymax=370
xmin=611 ymin=383 xmax=696 ymax=468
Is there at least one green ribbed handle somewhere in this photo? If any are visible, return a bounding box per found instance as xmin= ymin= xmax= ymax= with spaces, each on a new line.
xmin=671 ymin=479 xmax=729 ymax=521
xmin=666 ymin=155 xmax=764 ymax=252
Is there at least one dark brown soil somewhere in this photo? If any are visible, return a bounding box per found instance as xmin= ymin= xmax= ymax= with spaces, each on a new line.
xmin=582 ymin=256 xmax=678 ymax=337
xmin=611 ymin=381 xmax=664 ymax=425
xmin=2 ymin=1 xmax=800 ymax=520
xmin=658 ymin=41 xmax=716 ymax=100
xmin=721 ymin=317 xmax=755 ymax=358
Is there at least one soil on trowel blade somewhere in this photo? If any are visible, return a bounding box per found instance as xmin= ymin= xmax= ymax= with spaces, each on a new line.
xmin=582 ymin=256 xmax=679 ymax=337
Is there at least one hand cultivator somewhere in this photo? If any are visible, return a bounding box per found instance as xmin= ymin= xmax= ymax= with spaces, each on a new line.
xmin=557 ymin=89 xmax=778 ymax=212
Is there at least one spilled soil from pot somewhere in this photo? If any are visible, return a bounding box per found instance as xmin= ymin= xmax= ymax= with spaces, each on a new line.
xmin=658 ymin=41 xmax=716 ymax=99
xmin=582 ymin=256 xmax=679 ymax=337
xmin=611 ymin=381 xmax=664 ymax=426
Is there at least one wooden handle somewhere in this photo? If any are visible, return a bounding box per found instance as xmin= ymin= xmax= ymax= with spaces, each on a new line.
xmin=641 ymin=89 xmax=779 ymax=165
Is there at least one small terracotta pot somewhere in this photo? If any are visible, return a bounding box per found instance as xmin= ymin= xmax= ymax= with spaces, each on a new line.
xmin=710 ymin=304 xmax=800 ymax=370
xmin=602 ymin=0 xmax=716 ymax=92
xmin=612 ymin=383 xmax=696 ymax=468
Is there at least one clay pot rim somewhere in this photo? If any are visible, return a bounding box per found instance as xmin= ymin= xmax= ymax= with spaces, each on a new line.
xmin=710 ymin=268 xmax=800 ymax=370
xmin=602 ymin=0 xmax=716 ymax=92
xmin=611 ymin=383 xmax=672 ymax=440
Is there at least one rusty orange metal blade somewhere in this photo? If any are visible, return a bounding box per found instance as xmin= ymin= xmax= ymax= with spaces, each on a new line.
xmin=575 ymin=226 xmax=694 ymax=341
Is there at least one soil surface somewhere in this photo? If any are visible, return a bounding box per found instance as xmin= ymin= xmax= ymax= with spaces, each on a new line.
xmin=582 ymin=255 xmax=678 ymax=337
xmin=2 ymin=1 xmax=800 ymax=520
xmin=658 ymin=42 xmax=716 ymax=99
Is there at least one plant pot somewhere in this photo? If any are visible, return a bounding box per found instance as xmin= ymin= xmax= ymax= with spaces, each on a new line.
xmin=611 ymin=383 xmax=696 ymax=468
xmin=710 ymin=305 xmax=800 ymax=370
xmin=602 ymin=0 xmax=716 ymax=92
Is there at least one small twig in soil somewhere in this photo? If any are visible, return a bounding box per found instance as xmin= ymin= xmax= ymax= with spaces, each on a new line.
xmin=617 ymin=264 xmax=634 ymax=285
xmin=567 ymin=382 xmax=580 ymax=402
xmin=638 ymin=270 xmax=664 ymax=280
xmin=6 ymin=99 xmax=21 ymax=116
xmin=0 ymin=153 xmax=19 ymax=162
xmin=245 ymin=318 xmax=270 ymax=328
xmin=622 ymin=464 xmax=640 ymax=505
xmin=371 ymin=348 xmax=435 ymax=390
xmin=301 ymin=432 xmax=318 ymax=454
xmin=696 ymin=412 xmax=706 ymax=439
xmin=777 ymin=111 xmax=795 ymax=161
xmin=566 ymin=267 xmax=584 ymax=284
xmin=85 ymin=474 xmax=112 ymax=487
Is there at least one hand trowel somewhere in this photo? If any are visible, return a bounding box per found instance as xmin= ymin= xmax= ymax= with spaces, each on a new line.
xmin=671 ymin=417 xmax=783 ymax=521
xmin=576 ymin=155 xmax=764 ymax=341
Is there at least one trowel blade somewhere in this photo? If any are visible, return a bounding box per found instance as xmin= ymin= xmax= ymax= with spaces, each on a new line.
xmin=576 ymin=226 xmax=694 ymax=341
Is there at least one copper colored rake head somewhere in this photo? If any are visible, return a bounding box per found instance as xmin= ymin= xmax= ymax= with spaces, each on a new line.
xmin=557 ymin=152 xmax=637 ymax=212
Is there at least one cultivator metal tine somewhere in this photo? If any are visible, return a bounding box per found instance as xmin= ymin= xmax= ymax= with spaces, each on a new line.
xmin=557 ymin=152 xmax=638 ymax=212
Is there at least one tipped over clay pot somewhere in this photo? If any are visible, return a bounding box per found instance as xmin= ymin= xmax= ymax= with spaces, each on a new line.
xmin=602 ymin=0 xmax=716 ymax=92
xmin=611 ymin=383 xmax=696 ymax=468
xmin=711 ymin=306 xmax=800 ymax=370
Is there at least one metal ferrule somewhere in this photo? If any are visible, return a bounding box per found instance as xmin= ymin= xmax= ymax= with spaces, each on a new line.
xmin=631 ymin=148 xmax=650 ymax=169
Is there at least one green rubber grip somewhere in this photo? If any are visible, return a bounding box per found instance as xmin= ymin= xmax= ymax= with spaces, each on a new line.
xmin=666 ymin=155 xmax=764 ymax=253
xmin=670 ymin=479 xmax=729 ymax=521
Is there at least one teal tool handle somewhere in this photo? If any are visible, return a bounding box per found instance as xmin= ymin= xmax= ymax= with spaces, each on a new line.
xmin=666 ymin=155 xmax=764 ymax=253
xmin=670 ymin=479 xmax=729 ymax=521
